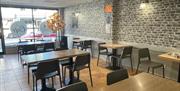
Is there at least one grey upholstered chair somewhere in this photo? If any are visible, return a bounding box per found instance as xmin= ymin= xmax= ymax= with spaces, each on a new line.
xmin=136 ymin=48 xmax=165 ymax=77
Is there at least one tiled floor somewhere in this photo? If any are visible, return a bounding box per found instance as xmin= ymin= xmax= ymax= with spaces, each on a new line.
xmin=0 ymin=54 xmax=136 ymax=91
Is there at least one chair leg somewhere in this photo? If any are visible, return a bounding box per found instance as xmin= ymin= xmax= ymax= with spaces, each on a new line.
xmin=88 ymin=67 xmax=93 ymax=87
xmin=63 ymin=66 xmax=67 ymax=85
xmin=152 ymin=68 xmax=154 ymax=75
xmin=136 ymin=63 xmax=140 ymax=74
xmin=33 ymin=76 xmax=35 ymax=91
xmin=58 ymin=71 xmax=62 ymax=87
xmin=77 ymin=71 xmax=80 ymax=80
xmin=105 ymin=55 xmax=108 ymax=65
xmin=28 ymin=65 xmax=30 ymax=84
xmin=97 ymin=53 xmax=100 ymax=66
xmin=36 ymin=80 xmax=38 ymax=91
xmin=90 ymin=47 xmax=93 ymax=58
xmin=130 ymin=57 xmax=133 ymax=72
xmin=162 ymin=65 xmax=165 ymax=78
xmin=51 ymin=77 xmax=54 ymax=88
xmin=147 ymin=67 xmax=150 ymax=73
xmin=61 ymin=65 xmax=64 ymax=79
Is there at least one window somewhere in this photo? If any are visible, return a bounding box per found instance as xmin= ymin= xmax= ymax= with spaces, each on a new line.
xmin=1 ymin=7 xmax=57 ymax=46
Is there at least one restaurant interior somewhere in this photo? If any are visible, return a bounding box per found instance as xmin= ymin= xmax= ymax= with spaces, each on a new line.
xmin=0 ymin=0 xmax=179 ymax=91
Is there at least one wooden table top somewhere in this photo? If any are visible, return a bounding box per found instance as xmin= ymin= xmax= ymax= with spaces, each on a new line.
xmin=17 ymin=40 xmax=54 ymax=46
xmin=95 ymin=73 xmax=180 ymax=91
xmin=100 ymin=43 xmax=129 ymax=49
xmin=73 ymin=39 xmax=92 ymax=43
xmin=21 ymin=49 xmax=89 ymax=64
xmin=159 ymin=53 xmax=180 ymax=63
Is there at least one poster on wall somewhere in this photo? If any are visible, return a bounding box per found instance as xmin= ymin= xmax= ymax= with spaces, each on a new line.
xmin=71 ymin=13 xmax=78 ymax=28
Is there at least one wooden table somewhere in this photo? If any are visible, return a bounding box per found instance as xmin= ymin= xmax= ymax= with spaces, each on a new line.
xmin=17 ymin=40 xmax=54 ymax=46
xmin=100 ymin=43 xmax=129 ymax=70
xmin=21 ymin=49 xmax=89 ymax=91
xmin=96 ymin=73 xmax=180 ymax=91
xmin=159 ymin=53 xmax=180 ymax=82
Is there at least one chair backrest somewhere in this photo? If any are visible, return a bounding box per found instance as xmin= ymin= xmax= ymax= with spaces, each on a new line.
xmin=60 ymin=36 xmax=68 ymax=50
xmin=98 ymin=42 xmax=107 ymax=52
xmin=82 ymin=40 xmax=92 ymax=49
xmin=44 ymin=42 xmax=55 ymax=51
xmin=57 ymin=82 xmax=88 ymax=91
xmin=21 ymin=45 xmax=36 ymax=54
xmin=138 ymin=48 xmax=151 ymax=62
xmin=107 ymin=69 xmax=128 ymax=85
xmin=121 ymin=46 xmax=133 ymax=58
xmin=35 ymin=44 xmax=45 ymax=52
xmin=74 ymin=54 xmax=91 ymax=69
xmin=35 ymin=60 xmax=59 ymax=80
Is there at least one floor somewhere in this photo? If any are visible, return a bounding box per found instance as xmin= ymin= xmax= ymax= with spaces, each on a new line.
xmin=0 ymin=54 xmax=136 ymax=91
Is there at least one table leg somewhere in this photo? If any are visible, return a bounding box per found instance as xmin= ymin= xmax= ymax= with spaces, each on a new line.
xmin=68 ymin=57 xmax=74 ymax=84
xmin=40 ymin=79 xmax=55 ymax=91
xmin=111 ymin=49 xmax=120 ymax=70
xmin=178 ymin=63 xmax=180 ymax=83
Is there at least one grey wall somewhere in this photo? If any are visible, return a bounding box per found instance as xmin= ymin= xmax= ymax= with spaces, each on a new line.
xmin=64 ymin=0 xmax=112 ymax=40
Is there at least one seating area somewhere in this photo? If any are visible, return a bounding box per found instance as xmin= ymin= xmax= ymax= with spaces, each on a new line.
xmin=0 ymin=0 xmax=180 ymax=91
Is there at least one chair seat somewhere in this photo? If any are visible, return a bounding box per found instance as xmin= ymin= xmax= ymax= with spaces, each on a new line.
xmin=100 ymin=52 xmax=113 ymax=56
xmin=32 ymin=69 xmax=58 ymax=79
xmin=67 ymin=65 xmax=88 ymax=71
xmin=29 ymin=63 xmax=38 ymax=67
xmin=59 ymin=59 xmax=71 ymax=66
xmin=140 ymin=61 xmax=163 ymax=68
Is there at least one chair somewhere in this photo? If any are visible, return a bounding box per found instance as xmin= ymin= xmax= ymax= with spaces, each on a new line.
xmin=72 ymin=38 xmax=81 ymax=48
xmin=57 ymin=82 xmax=88 ymax=91
xmin=136 ymin=48 xmax=165 ymax=77
xmin=110 ymin=46 xmax=133 ymax=71
xmin=20 ymin=44 xmax=36 ymax=65
xmin=97 ymin=42 xmax=113 ymax=66
xmin=35 ymin=44 xmax=45 ymax=53
xmin=20 ymin=45 xmax=38 ymax=84
xmin=81 ymin=40 xmax=93 ymax=57
xmin=64 ymin=54 xmax=93 ymax=86
xmin=44 ymin=42 xmax=55 ymax=52
xmin=32 ymin=60 xmax=62 ymax=91
xmin=17 ymin=40 xmax=28 ymax=62
xmin=55 ymin=48 xmax=71 ymax=84
xmin=107 ymin=69 xmax=128 ymax=85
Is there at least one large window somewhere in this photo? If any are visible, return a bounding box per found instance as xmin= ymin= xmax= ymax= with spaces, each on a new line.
xmin=1 ymin=7 xmax=57 ymax=46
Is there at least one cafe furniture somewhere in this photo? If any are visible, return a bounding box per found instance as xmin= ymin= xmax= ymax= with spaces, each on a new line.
xmin=64 ymin=54 xmax=93 ymax=86
xmin=107 ymin=69 xmax=128 ymax=85
xmin=159 ymin=52 xmax=180 ymax=82
xmin=97 ymin=42 xmax=113 ymax=66
xmin=100 ymin=43 xmax=129 ymax=70
xmin=32 ymin=60 xmax=62 ymax=91
xmin=21 ymin=49 xmax=89 ymax=90
xmin=136 ymin=48 xmax=165 ymax=77
xmin=110 ymin=46 xmax=133 ymax=71
xmin=81 ymin=40 xmax=93 ymax=57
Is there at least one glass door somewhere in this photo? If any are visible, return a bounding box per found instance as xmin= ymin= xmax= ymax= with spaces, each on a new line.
xmin=0 ymin=7 xmax=5 ymax=54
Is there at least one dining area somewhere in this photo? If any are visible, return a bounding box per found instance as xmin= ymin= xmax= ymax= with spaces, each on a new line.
xmin=0 ymin=0 xmax=180 ymax=91
xmin=12 ymin=35 xmax=179 ymax=91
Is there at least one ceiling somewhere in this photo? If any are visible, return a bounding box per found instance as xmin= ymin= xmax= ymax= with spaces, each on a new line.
xmin=0 ymin=0 xmax=96 ymax=8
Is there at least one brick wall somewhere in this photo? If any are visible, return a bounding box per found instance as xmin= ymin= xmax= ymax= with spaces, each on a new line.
xmin=64 ymin=0 xmax=112 ymax=40
xmin=112 ymin=0 xmax=180 ymax=80
xmin=112 ymin=0 xmax=180 ymax=49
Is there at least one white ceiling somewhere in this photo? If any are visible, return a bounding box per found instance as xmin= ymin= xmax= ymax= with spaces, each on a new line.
xmin=0 ymin=0 xmax=96 ymax=8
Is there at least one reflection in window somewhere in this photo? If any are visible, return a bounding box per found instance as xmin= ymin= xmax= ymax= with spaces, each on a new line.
xmin=1 ymin=7 xmax=57 ymax=46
